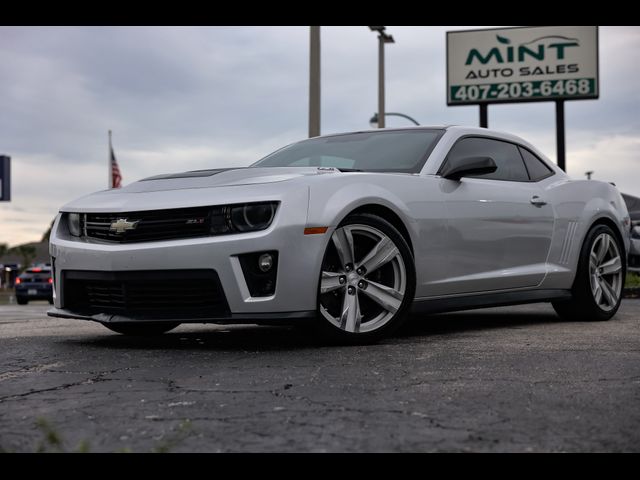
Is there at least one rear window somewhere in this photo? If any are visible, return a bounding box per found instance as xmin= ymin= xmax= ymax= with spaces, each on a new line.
xmin=20 ymin=270 xmax=52 ymax=281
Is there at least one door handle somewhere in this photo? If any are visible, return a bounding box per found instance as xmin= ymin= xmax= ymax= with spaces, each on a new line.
xmin=530 ymin=195 xmax=547 ymax=206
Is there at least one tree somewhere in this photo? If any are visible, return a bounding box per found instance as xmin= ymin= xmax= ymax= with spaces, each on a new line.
xmin=41 ymin=218 xmax=56 ymax=243
xmin=0 ymin=243 xmax=8 ymax=259
xmin=10 ymin=244 xmax=37 ymax=271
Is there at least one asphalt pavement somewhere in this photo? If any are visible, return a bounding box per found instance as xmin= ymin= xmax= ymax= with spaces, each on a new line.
xmin=1 ymin=300 xmax=639 ymax=452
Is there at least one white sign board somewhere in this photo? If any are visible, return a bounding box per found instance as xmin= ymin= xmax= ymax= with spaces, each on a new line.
xmin=447 ymin=26 xmax=599 ymax=105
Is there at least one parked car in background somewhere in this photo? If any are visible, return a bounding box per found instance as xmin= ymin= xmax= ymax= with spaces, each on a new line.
xmin=15 ymin=266 xmax=54 ymax=305
xmin=629 ymin=223 xmax=640 ymax=273
xmin=621 ymin=194 xmax=640 ymax=273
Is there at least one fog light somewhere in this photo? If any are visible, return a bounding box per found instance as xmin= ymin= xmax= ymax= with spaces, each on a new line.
xmin=239 ymin=251 xmax=278 ymax=297
xmin=258 ymin=253 xmax=274 ymax=272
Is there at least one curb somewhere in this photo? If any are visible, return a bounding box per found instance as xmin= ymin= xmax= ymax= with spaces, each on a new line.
xmin=623 ymin=287 xmax=640 ymax=299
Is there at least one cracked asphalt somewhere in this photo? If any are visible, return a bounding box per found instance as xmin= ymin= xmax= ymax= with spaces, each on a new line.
xmin=1 ymin=300 xmax=639 ymax=452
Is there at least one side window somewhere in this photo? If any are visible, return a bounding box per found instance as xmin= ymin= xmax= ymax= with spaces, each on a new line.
xmin=445 ymin=137 xmax=529 ymax=182
xmin=519 ymin=147 xmax=554 ymax=181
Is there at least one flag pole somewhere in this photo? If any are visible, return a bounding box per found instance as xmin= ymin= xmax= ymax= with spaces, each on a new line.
xmin=108 ymin=130 xmax=112 ymax=189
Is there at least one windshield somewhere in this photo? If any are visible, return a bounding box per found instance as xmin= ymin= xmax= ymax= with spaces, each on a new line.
xmin=252 ymin=129 xmax=444 ymax=173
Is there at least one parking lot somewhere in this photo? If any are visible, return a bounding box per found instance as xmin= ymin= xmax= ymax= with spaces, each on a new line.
xmin=1 ymin=300 xmax=639 ymax=452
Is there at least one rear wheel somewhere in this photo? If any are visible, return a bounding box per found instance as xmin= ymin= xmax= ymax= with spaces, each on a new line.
xmin=553 ymin=224 xmax=624 ymax=321
xmin=103 ymin=322 xmax=180 ymax=336
xmin=315 ymin=213 xmax=416 ymax=344
xmin=16 ymin=297 xmax=28 ymax=305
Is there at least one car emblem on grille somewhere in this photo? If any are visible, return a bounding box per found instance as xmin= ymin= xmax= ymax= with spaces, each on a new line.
xmin=109 ymin=218 xmax=139 ymax=233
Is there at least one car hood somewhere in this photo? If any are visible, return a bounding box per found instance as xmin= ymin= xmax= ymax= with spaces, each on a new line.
xmin=59 ymin=167 xmax=340 ymax=213
xmin=126 ymin=167 xmax=336 ymax=192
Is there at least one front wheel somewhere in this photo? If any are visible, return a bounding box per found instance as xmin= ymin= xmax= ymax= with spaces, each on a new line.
xmin=102 ymin=322 xmax=180 ymax=336
xmin=553 ymin=224 xmax=625 ymax=322
xmin=315 ymin=213 xmax=416 ymax=344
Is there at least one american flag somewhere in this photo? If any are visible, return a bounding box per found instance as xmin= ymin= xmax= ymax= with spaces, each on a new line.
xmin=109 ymin=130 xmax=122 ymax=188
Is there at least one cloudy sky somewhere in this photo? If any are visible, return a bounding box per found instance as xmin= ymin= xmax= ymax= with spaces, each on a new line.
xmin=1 ymin=26 xmax=639 ymax=246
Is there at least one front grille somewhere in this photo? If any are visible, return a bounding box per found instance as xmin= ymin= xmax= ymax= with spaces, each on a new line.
xmin=85 ymin=206 xmax=212 ymax=243
xmin=63 ymin=270 xmax=230 ymax=319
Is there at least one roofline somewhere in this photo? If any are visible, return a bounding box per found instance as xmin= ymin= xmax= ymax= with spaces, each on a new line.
xmin=308 ymin=125 xmax=451 ymax=140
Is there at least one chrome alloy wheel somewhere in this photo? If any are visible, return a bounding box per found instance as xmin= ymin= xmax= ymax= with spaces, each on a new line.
xmin=589 ymin=232 xmax=623 ymax=312
xmin=319 ymin=224 xmax=407 ymax=333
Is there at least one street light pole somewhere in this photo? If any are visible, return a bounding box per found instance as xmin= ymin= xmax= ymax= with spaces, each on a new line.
xmin=378 ymin=34 xmax=385 ymax=128
xmin=309 ymin=26 xmax=321 ymax=138
xmin=369 ymin=26 xmax=394 ymax=129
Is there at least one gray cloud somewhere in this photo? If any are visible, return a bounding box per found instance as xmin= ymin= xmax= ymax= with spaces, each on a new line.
xmin=1 ymin=26 xmax=639 ymax=246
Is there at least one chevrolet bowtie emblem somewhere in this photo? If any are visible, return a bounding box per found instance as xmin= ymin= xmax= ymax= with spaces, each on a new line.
xmin=109 ymin=218 xmax=139 ymax=234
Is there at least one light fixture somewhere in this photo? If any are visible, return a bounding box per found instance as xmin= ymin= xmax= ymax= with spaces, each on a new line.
xmin=369 ymin=112 xmax=420 ymax=128
xmin=258 ymin=253 xmax=274 ymax=272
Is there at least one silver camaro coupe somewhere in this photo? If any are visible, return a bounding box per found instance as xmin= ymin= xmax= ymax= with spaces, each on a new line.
xmin=48 ymin=126 xmax=631 ymax=342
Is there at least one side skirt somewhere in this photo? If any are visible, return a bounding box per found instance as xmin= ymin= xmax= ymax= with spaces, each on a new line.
xmin=411 ymin=289 xmax=572 ymax=315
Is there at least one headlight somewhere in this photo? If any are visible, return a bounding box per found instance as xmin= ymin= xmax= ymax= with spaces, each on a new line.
xmin=229 ymin=202 xmax=277 ymax=232
xmin=67 ymin=213 xmax=82 ymax=237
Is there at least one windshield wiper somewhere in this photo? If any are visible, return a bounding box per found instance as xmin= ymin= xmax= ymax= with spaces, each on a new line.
xmin=335 ymin=167 xmax=363 ymax=172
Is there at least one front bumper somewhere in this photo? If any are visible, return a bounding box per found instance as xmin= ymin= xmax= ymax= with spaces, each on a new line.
xmin=48 ymin=192 xmax=331 ymax=324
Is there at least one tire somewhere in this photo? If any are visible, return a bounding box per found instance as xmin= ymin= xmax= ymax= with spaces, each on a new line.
xmin=102 ymin=322 xmax=180 ymax=336
xmin=314 ymin=213 xmax=416 ymax=344
xmin=553 ymin=224 xmax=625 ymax=322
xmin=16 ymin=297 xmax=28 ymax=305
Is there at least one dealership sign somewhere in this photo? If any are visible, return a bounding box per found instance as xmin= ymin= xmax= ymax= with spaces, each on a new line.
xmin=447 ymin=26 xmax=599 ymax=105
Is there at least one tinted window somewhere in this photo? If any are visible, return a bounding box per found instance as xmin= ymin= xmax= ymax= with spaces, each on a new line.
xmin=519 ymin=147 xmax=553 ymax=181
xmin=445 ymin=137 xmax=529 ymax=182
xmin=19 ymin=273 xmax=51 ymax=282
xmin=252 ymin=130 xmax=444 ymax=173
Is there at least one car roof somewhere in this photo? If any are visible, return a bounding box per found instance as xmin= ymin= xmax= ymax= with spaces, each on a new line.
xmin=308 ymin=125 xmax=531 ymax=145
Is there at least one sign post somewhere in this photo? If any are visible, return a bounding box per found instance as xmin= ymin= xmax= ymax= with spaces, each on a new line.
xmin=0 ymin=155 xmax=10 ymax=202
xmin=446 ymin=26 xmax=599 ymax=171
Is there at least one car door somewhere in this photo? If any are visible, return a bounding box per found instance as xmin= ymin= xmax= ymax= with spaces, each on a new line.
xmin=433 ymin=136 xmax=554 ymax=295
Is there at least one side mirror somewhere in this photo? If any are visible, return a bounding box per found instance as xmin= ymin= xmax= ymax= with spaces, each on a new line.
xmin=441 ymin=156 xmax=497 ymax=181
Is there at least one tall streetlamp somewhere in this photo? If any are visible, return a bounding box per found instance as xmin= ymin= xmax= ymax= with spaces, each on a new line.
xmin=368 ymin=26 xmax=395 ymax=128
xmin=369 ymin=112 xmax=419 ymax=127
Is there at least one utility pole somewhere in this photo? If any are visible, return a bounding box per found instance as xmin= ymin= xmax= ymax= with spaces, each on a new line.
xmin=309 ymin=26 xmax=321 ymax=138
xmin=368 ymin=27 xmax=394 ymax=128
xmin=556 ymin=100 xmax=566 ymax=172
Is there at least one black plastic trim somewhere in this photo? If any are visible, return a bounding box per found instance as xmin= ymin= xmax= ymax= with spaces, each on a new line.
xmin=411 ymin=289 xmax=572 ymax=315
xmin=47 ymin=308 xmax=316 ymax=324
xmin=62 ymin=269 xmax=230 ymax=319
xmin=238 ymin=251 xmax=278 ymax=297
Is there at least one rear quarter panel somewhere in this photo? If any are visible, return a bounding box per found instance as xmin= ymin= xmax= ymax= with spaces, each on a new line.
xmin=541 ymin=178 xmax=630 ymax=289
